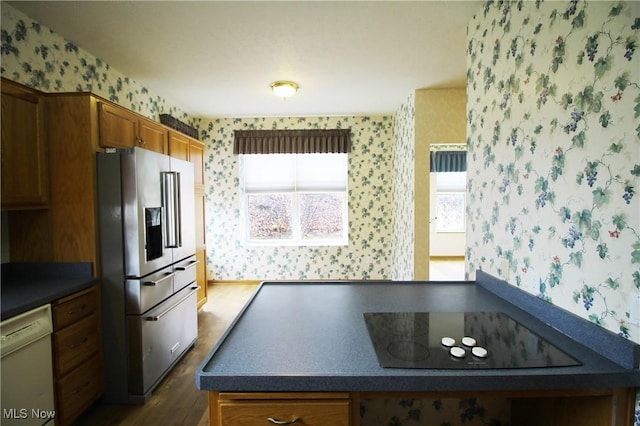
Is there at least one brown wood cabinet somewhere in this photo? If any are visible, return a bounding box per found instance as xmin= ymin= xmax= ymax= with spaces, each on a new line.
xmin=210 ymin=393 xmax=351 ymax=426
xmin=10 ymin=94 xmax=103 ymax=265
xmin=209 ymin=389 xmax=634 ymax=426
xmin=98 ymin=101 xmax=167 ymax=153
xmin=168 ymin=130 xmax=208 ymax=308
xmin=0 ymin=78 xmax=49 ymax=210
xmin=8 ymin=89 xmax=206 ymax=282
xmin=52 ymin=285 xmax=104 ymax=426
xmin=3 ymin=80 xmax=208 ymax=419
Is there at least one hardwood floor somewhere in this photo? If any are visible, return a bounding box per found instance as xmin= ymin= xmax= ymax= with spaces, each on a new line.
xmin=73 ymin=284 xmax=258 ymax=426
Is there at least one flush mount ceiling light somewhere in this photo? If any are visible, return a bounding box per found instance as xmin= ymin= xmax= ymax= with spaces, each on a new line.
xmin=271 ymin=80 xmax=299 ymax=98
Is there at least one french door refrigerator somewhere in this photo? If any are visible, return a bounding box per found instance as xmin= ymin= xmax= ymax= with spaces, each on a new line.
xmin=97 ymin=147 xmax=199 ymax=404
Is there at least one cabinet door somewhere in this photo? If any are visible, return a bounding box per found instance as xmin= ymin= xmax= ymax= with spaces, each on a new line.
xmin=189 ymin=139 xmax=205 ymax=187
xmin=1 ymin=81 xmax=48 ymax=209
xmin=139 ymin=119 xmax=168 ymax=154
xmin=98 ymin=102 xmax=137 ymax=149
xmin=168 ymin=131 xmax=190 ymax=160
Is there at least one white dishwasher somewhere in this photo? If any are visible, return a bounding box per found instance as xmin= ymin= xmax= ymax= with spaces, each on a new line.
xmin=1 ymin=304 xmax=55 ymax=425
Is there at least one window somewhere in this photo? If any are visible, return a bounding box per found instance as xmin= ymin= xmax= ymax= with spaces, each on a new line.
xmin=240 ymin=153 xmax=348 ymax=245
xmin=435 ymin=172 xmax=466 ymax=232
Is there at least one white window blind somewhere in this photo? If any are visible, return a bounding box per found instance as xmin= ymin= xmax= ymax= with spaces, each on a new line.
xmin=240 ymin=153 xmax=348 ymax=245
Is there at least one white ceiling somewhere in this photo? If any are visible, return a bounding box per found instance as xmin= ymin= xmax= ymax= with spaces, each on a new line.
xmin=8 ymin=1 xmax=480 ymax=118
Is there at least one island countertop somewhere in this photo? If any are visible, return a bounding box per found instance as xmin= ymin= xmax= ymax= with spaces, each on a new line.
xmin=196 ymin=272 xmax=640 ymax=393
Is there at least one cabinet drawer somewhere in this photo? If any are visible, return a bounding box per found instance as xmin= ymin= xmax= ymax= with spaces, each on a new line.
xmin=56 ymin=354 xmax=103 ymax=425
xmin=53 ymin=287 xmax=97 ymax=329
xmin=53 ymin=313 xmax=99 ymax=376
xmin=218 ymin=400 xmax=350 ymax=426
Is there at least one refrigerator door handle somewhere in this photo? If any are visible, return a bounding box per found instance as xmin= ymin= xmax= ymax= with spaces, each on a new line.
xmin=175 ymin=172 xmax=182 ymax=247
xmin=162 ymin=171 xmax=182 ymax=248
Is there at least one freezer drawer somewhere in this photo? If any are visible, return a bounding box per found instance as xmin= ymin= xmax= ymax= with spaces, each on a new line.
xmin=125 ymin=266 xmax=175 ymax=315
xmin=127 ymin=284 xmax=198 ymax=399
xmin=173 ymin=256 xmax=198 ymax=293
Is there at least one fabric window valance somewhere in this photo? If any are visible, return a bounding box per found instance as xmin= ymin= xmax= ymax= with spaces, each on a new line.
xmin=233 ymin=129 xmax=352 ymax=154
xmin=430 ymin=150 xmax=467 ymax=172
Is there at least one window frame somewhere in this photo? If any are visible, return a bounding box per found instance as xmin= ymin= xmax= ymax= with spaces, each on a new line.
xmin=239 ymin=153 xmax=349 ymax=247
xmin=433 ymin=171 xmax=467 ymax=233
xmin=435 ymin=191 xmax=466 ymax=233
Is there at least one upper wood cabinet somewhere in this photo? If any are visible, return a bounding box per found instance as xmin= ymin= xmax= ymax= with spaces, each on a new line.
xmin=189 ymin=139 xmax=205 ymax=188
xmin=139 ymin=119 xmax=168 ymax=154
xmin=168 ymin=130 xmax=207 ymax=308
xmin=168 ymin=130 xmax=190 ymax=160
xmin=98 ymin=102 xmax=137 ymax=149
xmin=98 ymin=102 xmax=167 ymax=154
xmin=169 ymin=130 xmax=205 ymax=187
xmin=1 ymin=79 xmax=49 ymax=210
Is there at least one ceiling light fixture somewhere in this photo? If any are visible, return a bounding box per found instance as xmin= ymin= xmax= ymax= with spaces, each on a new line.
xmin=271 ymin=80 xmax=299 ymax=99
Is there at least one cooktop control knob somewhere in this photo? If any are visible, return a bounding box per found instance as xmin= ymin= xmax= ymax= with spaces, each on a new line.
xmin=461 ymin=336 xmax=476 ymax=347
xmin=441 ymin=337 xmax=456 ymax=347
xmin=450 ymin=346 xmax=466 ymax=358
xmin=472 ymin=346 xmax=488 ymax=358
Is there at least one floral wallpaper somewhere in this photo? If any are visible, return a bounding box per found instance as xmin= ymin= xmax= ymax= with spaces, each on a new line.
xmin=1 ymin=3 xmax=397 ymax=281
xmin=466 ymin=0 xmax=640 ymax=346
xmin=0 ymin=4 xmax=195 ymax=126
xmin=199 ymin=116 xmax=395 ymax=281
xmin=3 ymin=1 xmax=638 ymax=423
xmin=392 ymin=93 xmax=416 ymax=280
xmin=360 ymin=397 xmax=510 ymax=426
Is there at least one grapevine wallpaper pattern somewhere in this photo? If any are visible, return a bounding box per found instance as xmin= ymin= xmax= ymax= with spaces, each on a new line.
xmin=198 ymin=116 xmax=395 ymax=281
xmin=392 ymin=92 xmax=416 ymax=281
xmin=2 ymin=1 xmax=639 ymax=424
xmin=466 ymin=0 xmax=640 ymax=345
xmin=0 ymin=5 xmax=193 ymax=126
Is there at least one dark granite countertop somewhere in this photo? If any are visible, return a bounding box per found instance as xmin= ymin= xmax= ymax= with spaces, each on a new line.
xmin=1 ymin=262 xmax=99 ymax=321
xmin=196 ymin=272 xmax=640 ymax=393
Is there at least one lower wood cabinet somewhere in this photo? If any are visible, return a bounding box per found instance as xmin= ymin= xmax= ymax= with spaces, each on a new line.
xmin=211 ymin=393 xmax=351 ymax=426
xmin=52 ymin=285 xmax=104 ymax=425
xmin=209 ymin=389 xmax=635 ymax=426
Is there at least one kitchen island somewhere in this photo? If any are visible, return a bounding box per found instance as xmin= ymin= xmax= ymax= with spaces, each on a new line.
xmin=196 ymin=271 xmax=640 ymax=425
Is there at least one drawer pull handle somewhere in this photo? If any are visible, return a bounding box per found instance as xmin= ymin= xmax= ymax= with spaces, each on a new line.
xmin=144 ymin=286 xmax=200 ymax=321
xmin=68 ymin=304 xmax=87 ymax=315
xmin=267 ymin=418 xmax=300 ymax=425
xmin=175 ymin=260 xmax=199 ymax=271
xmin=69 ymin=337 xmax=89 ymax=349
xmin=72 ymin=381 xmax=91 ymax=395
xmin=143 ymin=272 xmax=175 ymax=286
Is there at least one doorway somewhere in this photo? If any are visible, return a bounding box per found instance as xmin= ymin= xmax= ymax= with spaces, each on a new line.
xmin=428 ymin=145 xmax=466 ymax=281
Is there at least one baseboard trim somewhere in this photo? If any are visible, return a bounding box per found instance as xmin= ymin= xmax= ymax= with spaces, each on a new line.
xmin=429 ymin=256 xmax=465 ymax=261
xmin=208 ymin=280 xmax=262 ymax=286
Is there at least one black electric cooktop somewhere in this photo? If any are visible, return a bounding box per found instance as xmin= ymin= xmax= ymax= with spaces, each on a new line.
xmin=363 ymin=312 xmax=582 ymax=370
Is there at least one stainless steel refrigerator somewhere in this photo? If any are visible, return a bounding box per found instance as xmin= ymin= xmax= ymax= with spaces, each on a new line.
xmin=97 ymin=147 xmax=199 ymax=404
